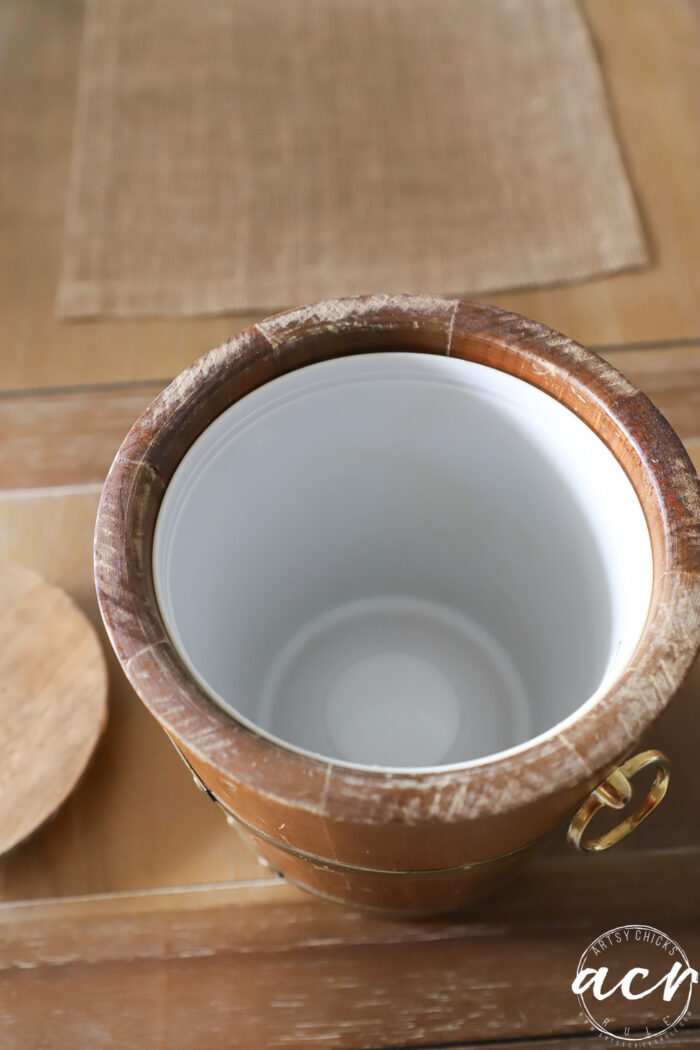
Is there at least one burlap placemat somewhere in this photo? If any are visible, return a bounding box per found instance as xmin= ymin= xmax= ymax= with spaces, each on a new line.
xmin=57 ymin=0 xmax=648 ymax=318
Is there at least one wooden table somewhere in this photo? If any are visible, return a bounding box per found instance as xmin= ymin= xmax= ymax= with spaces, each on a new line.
xmin=0 ymin=1 xmax=698 ymax=1047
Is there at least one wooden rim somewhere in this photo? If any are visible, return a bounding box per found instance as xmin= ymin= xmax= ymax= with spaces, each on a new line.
xmin=94 ymin=295 xmax=700 ymax=826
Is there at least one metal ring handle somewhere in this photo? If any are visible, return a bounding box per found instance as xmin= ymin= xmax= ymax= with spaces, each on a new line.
xmin=567 ymin=749 xmax=670 ymax=853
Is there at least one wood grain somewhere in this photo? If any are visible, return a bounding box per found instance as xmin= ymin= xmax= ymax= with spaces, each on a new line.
xmin=457 ymin=1040 xmax=700 ymax=1050
xmin=1 ymin=345 xmax=698 ymax=492
xmin=1 ymin=851 xmax=698 ymax=1049
xmin=0 ymin=0 xmax=698 ymax=392
xmin=490 ymin=0 xmax=700 ymax=345
xmin=0 ymin=0 xmax=698 ymax=1041
xmin=0 ymin=489 xmax=270 ymax=900
xmin=0 ymin=383 xmax=159 ymax=490
xmin=0 ymin=474 xmax=697 ymax=905
xmin=0 ymin=562 xmax=107 ymax=856
xmin=92 ymin=295 xmax=700 ymax=912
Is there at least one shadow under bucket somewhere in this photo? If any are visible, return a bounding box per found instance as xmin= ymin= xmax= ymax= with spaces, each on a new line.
xmin=94 ymin=296 xmax=700 ymax=914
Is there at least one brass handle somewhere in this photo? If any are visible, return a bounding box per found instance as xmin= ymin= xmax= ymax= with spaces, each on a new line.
xmin=567 ymin=749 xmax=670 ymax=853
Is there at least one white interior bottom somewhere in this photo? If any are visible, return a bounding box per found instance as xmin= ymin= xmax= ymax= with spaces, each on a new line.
xmin=153 ymin=352 xmax=653 ymax=772
xmin=259 ymin=595 xmax=532 ymax=767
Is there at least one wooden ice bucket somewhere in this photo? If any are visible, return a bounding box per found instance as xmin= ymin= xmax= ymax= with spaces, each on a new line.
xmin=95 ymin=296 xmax=700 ymax=913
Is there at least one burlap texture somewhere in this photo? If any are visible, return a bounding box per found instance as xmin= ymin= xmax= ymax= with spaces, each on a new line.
xmin=57 ymin=0 xmax=647 ymax=318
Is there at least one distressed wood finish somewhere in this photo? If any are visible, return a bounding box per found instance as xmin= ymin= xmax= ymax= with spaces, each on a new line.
xmin=93 ymin=296 xmax=700 ymax=912
xmin=0 ymin=488 xmax=272 ymax=900
xmin=2 ymin=481 xmax=700 ymax=904
xmin=0 ymin=562 xmax=107 ymax=856
xmin=1 ymin=345 xmax=699 ymax=492
xmin=1 ymin=850 xmax=700 ymax=1049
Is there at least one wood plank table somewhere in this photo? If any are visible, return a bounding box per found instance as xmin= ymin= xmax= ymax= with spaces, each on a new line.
xmin=0 ymin=1 xmax=698 ymax=1047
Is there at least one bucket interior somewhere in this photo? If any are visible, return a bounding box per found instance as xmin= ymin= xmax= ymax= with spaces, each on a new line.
xmin=153 ymin=352 xmax=653 ymax=771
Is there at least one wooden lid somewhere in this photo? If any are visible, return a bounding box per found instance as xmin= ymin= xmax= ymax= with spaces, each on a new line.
xmin=0 ymin=562 xmax=108 ymax=855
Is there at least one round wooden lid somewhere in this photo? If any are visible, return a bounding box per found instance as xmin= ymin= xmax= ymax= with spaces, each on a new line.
xmin=0 ymin=562 xmax=108 ymax=855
